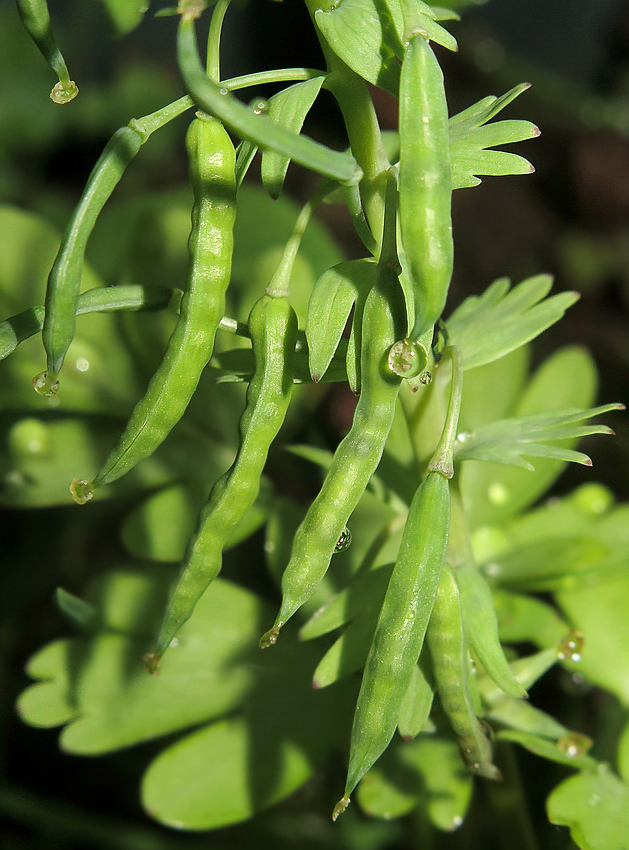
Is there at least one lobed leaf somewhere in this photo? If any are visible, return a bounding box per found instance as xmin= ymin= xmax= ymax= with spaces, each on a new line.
xmin=449 ymin=83 xmax=539 ymax=189
xmin=447 ymin=274 xmax=579 ymax=372
xmin=547 ymin=770 xmax=629 ymax=850
xmin=315 ymin=0 xmax=457 ymax=97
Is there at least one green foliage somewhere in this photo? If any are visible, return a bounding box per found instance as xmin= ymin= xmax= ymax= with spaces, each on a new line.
xmin=3 ymin=1 xmax=628 ymax=848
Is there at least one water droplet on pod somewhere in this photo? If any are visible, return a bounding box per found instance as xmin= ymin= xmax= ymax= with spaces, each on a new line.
xmin=419 ymin=370 xmax=432 ymax=385
xmin=557 ymin=732 xmax=592 ymax=758
xmin=557 ymin=630 xmax=584 ymax=662
xmin=219 ymin=87 xmax=228 ymax=96
xmin=50 ymin=80 xmax=79 ymax=104
xmin=251 ymin=98 xmax=268 ymax=115
xmin=334 ymin=527 xmax=352 ymax=553
xmin=387 ymin=338 xmax=428 ymax=379
xmin=70 ymin=478 xmax=94 ymax=505
xmin=32 ymin=371 xmax=59 ymax=398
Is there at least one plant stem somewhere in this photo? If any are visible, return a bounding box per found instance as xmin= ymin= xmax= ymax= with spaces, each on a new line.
xmin=302 ymin=0 xmax=390 ymax=245
xmin=206 ymin=0 xmax=231 ymax=79
xmin=428 ymin=345 xmax=463 ymax=477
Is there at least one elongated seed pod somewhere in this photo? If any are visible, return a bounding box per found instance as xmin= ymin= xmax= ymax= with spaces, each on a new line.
xmin=260 ymin=278 xmax=405 ymax=647
xmin=427 ymin=564 xmax=501 ymax=780
xmin=16 ymin=0 xmax=78 ymax=103
xmin=334 ymin=471 xmax=450 ymax=818
xmin=150 ymin=294 xmax=297 ymax=664
xmin=37 ymin=126 xmax=143 ymax=396
xmin=71 ymin=115 xmax=236 ymax=503
xmin=398 ymin=33 xmax=453 ymax=341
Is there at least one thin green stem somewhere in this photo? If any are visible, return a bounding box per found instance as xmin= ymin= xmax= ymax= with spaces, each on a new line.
xmin=427 ymin=345 xmax=463 ymax=477
xmin=266 ymin=182 xmax=333 ymax=297
xmin=303 ymin=0 xmax=391 ymax=244
xmin=178 ymin=16 xmax=360 ymax=184
xmin=206 ymin=0 xmax=231 ymax=79
xmin=132 ymin=69 xmax=326 ymax=138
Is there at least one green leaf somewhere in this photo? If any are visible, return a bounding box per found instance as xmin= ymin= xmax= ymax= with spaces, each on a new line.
xmin=447 ymin=274 xmax=579 ymax=372
xmin=449 ymin=84 xmax=539 ymax=189
xmin=556 ymin=574 xmax=629 ymax=706
xmin=493 ymin=590 xmax=569 ymax=647
xmin=306 ymin=258 xmax=377 ymax=383
xmin=99 ymin=0 xmax=149 ymax=37
xmin=455 ymin=403 xmax=621 ymax=470
xmin=312 ymin=610 xmax=379 ymax=689
xmin=18 ymin=570 xmax=343 ymax=829
xmin=397 ymin=661 xmax=434 ymax=741
xmin=498 ymin=730 xmax=599 ymax=772
xmin=299 ymin=564 xmax=393 ymax=641
xmin=315 ymin=0 xmax=457 ymax=96
xmin=261 ymin=77 xmax=325 ymax=198
xmin=55 ymin=588 xmax=100 ymax=631
xmin=141 ymin=642 xmax=341 ymax=830
xmin=121 ymin=478 xmax=273 ymax=563
xmin=357 ymin=734 xmax=472 ymax=830
xmin=460 ymin=345 xmax=598 ymax=528
xmin=547 ymin=770 xmax=629 ymax=850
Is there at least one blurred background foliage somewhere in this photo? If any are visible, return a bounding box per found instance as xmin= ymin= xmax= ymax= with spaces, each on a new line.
xmin=1 ymin=0 xmax=629 ymax=848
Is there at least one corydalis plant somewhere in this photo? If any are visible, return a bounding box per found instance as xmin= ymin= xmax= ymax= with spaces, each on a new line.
xmin=7 ymin=1 xmax=627 ymax=848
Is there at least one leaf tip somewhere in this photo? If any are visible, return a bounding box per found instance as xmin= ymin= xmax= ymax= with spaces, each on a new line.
xmin=332 ymin=796 xmax=350 ymax=821
xmin=259 ymin=626 xmax=280 ymax=649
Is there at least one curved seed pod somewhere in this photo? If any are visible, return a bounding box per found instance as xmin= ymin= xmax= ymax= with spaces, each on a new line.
xmin=334 ymin=470 xmax=450 ymax=819
xmin=71 ymin=115 xmax=236 ymax=501
xmin=38 ymin=126 xmax=143 ymax=396
xmin=149 ymin=293 xmax=298 ymax=665
xmin=260 ymin=279 xmax=405 ymax=648
xmin=427 ymin=564 xmax=502 ymax=780
xmin=398 ymin=33 xmax=453 ymax=341
xmin=454 ymin=561 xmax=527 ymax=699
xmin=16 ymin=0 xmax=78 ymax=103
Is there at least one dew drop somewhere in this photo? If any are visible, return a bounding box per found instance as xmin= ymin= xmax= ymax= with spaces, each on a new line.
xmin=485 ymin=562 xmax=502 ymax=578
xmin=259 ymin=626 xmax=279 ymax=649
xmin=387 ymin=338 xmax=428 ymax=379
xmin=264 ymin=540 xmax=275 ymax=553
xmin=142 ymin=652 xmax=161 ymax=675
xmin=50 ymin=80 xmax=79 ymax=104
xmin=557 ymin=630 xmax=584 ymax=662
xmin=251 ymin=98 xmax=268 ymax=115
xmin=169 ymin=638 xmax=179 ymax=649
xmin=451 ymin=816 xmax=463 ymax=830
xmin=32 ymin=371 xmax=59 ymax=398
xmin=219 ymin=87 xmax=228 ymax=96
xmin=70 ymin=478 xmax=94 ymax=505
xmin=75 ymin=357 xmax=90 ymax=373
xmin=334 ymin=527 xmax=352 ymax=553
xmin=557 ymin=732 xmax=592 ymax=758
xmin=332 ymin=796 xmax=350 ymax=821
xmin=419 ymin=370 xmax=432 ymax=385
xmin=456 ymin=431 xmax=471 ymax=444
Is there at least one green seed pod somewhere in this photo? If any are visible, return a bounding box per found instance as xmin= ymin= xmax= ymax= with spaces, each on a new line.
xmin=37 ymin=126 xmax=143 ymax=394
xmin=16 ymin=0 xmax=78 ymax=102
xmin=260 ymin=279 xmax=405 ymax=648
xmin=72 ymin=115 xmax=236 ymax=498
xmin=149 ymin=292 xmax=298 ymax=665
xmin=334 ymin=470 xmax=450 ymax=819
xmin=427 ymin=564 xmax=502 ymax=780
xmin=398 ymin=33 xmax=453 ymax=341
